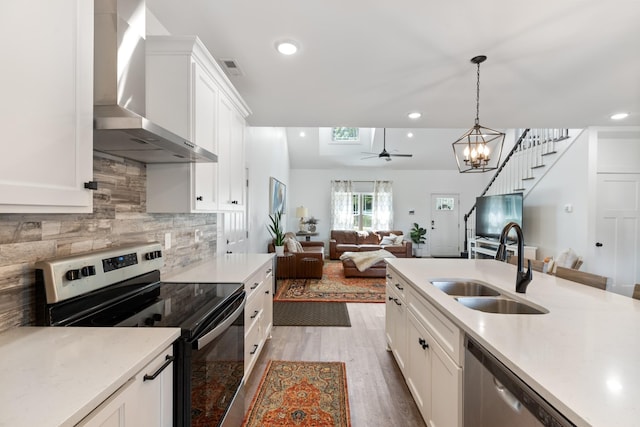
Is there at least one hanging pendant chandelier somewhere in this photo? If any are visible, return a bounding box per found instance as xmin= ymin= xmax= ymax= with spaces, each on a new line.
xmin=452 ymin=55 xmax=505 ymax=173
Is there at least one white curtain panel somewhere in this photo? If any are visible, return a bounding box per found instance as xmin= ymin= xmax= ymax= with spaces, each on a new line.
xmin=372 ymin=180 xmax=393 ymax=230
xmin=330 ymin=180 xmax=354 ymax=230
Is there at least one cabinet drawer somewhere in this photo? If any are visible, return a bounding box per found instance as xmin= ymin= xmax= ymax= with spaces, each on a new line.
xmin=408 ymin=288 xmax=462 ymax=365
xmin=244 ymin=283 xmax=264 ymax=332
xmin=245 ymin=261 xmax=273 ymax=301
xmin=386 ymin=269 xmax=408 ymax=301
xmin=244 ymin=313 xmax=263 ymax=378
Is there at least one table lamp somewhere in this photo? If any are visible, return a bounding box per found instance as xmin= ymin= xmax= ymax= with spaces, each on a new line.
xmin=295 ymin=206 xmax=308 ymax=232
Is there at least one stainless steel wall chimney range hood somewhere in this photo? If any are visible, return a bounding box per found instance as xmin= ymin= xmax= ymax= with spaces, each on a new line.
xmin=93 ymin=0 xmax=217 ymax=163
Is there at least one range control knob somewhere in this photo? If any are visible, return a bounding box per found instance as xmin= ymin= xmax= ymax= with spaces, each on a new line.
xmin=81 ymin=265 xmax=96 ymax=276
xmin=65 ymin=269 xmax=81 ymax=281
xmin=152 ymin=313 xmax=162 ymax=322
xmin=144 ymin=317 xmax=156 ymax=326
xmin=145 ymin=250 xmax=163 ymax=260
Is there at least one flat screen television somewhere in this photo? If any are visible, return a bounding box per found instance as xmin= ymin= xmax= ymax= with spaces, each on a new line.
xmin=475 ymin=193 xmax=523 ymax=240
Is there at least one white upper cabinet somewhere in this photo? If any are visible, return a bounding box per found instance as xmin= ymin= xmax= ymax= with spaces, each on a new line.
xmin=145 ymin=36 xmax=250 ymax=213
xmin=0 ymin=0 xmax=94 ymax=213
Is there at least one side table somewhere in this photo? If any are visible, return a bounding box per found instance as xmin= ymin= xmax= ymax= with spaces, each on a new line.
xmin=295 ymin=231 xmax=319 ymax=242
xmin=276 ymin=253 xmax=296 ymax=280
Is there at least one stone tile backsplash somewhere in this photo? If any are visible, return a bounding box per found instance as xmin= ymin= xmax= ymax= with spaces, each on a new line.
xmin=0 ymin=154 xmax=218 ymax=333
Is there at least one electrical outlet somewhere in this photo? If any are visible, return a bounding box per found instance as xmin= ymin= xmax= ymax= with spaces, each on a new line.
xmin=165 ymin=232 xmax=171 ymax=249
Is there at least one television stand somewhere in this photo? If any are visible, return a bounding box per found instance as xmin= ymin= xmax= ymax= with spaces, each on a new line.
xmin=468 ymin=237 xmax=537 ymax=260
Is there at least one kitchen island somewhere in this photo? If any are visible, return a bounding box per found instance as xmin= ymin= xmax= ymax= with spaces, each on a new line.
xmin=386 ymin=257 xmax=640 ymax=427
xmin=0 ymin=327 xmax=180 ymax=426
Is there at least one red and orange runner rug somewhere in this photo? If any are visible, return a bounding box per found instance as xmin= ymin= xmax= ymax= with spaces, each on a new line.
xmin=243 ymin=360 xmax=351 ymax=427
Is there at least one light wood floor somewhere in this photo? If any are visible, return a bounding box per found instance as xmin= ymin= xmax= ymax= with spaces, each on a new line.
xmin=243 ymin=303 xmax=426 ymax=426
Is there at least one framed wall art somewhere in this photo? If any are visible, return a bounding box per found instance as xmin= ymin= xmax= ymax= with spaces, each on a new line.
xmin=269 ymin=177 xmax=286 ymax=214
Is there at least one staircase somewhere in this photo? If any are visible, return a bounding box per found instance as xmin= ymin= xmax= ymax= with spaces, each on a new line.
xmin=483 ymin=128 xmax=577 ymax=197
xmin=462 ymin=128 xmax=580 ymax=253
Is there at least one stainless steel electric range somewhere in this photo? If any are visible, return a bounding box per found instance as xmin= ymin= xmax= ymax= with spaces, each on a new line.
xmin=35 ymin=242 xmax=245 ymax=427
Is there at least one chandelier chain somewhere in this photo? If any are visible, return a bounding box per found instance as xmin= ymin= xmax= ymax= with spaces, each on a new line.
xmin=475 ymin=61 xmax=481 ymax=126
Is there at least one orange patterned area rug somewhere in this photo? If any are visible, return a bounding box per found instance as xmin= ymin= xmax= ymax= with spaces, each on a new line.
xmin=243 ymin=360 xmax=351 ymax=427
xmin=274 ymin=261 xmax=385 ymax=303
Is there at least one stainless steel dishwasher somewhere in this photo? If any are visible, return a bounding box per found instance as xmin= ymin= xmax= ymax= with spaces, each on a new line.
xmin=464 ymin=336 xmax=575 ymax=427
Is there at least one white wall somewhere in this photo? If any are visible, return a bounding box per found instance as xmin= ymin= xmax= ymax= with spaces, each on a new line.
xmin=245 ymin=127 xmax=290 ymax=253
xmin=288 ymin=169 xmax=488 ymax=255
xmin=524 ymin=130 xmax=590 ymax=261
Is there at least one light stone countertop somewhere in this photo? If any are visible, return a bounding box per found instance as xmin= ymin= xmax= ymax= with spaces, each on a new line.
xmin=386 ymin=257 xmax=640 ymax=427
xmin=163 ymin=253 xmax=274 ymax=283
xmin=0 ymin=327 xmax=180 ymax=427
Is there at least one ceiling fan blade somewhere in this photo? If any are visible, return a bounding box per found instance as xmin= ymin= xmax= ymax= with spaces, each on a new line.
xmin=361 ymin=151 xmax=378 ymax=155
xmin=360 ymin=155 xmax=378 ymax=160
xmin=389 ymin=153 xmax=413 ymax=157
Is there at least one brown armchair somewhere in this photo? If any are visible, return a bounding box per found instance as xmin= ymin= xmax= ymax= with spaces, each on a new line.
xmin=268 ymin=240 xmax=325 ymax=279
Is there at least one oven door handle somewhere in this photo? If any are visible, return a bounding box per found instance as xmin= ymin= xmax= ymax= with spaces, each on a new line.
xmin=194 ymin=297 xmax=245 ymax=350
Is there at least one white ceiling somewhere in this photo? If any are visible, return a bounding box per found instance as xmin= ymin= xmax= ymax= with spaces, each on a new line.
xmin=146 ymin=0 xmax=640 ymax=169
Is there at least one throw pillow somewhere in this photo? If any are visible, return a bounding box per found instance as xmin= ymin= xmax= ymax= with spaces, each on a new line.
xmin=293 ymin=239 xmax=304 ymax=253
xmin=284 ymin=237 xmax=299 ymax=253
xmin=389 ymin=233 xmax=404 ymax=245
xmin=380 ymin=236 xmax=395 ymax=245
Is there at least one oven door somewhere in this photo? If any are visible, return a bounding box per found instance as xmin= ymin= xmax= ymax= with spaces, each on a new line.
xmin=176 ymin=290 xmax=245 ymax=427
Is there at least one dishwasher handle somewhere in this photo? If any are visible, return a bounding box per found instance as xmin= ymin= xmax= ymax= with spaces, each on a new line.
xmin=493 ymin=377 xmax=522 ymax=413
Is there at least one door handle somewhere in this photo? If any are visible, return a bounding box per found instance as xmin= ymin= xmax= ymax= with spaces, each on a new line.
xmin=595 ymin=242 xmax=603 ymax=247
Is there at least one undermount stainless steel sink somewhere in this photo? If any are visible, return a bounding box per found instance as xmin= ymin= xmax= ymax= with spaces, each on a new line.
xmin=430 ymin=280 xmax=501 ymax=297
xmin=455 ymin=297 xmax=549 ymax=315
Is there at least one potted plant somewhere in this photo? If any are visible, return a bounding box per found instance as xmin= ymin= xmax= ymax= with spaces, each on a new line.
xmin=268 ymin=211 xmax=285 ymax=255
xmin=410 ymin=222 xmax=427 ymax=257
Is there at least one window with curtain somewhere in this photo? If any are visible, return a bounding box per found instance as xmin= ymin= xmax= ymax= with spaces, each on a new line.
xmin=330 ymin=180 xmax=354 ymax=230
xmin=331 ymin=180 xmax=393 ymax=230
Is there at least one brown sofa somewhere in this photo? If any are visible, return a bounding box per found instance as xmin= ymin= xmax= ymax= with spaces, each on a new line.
xmin=268 ymin=240 xmax=325 ymax=279
xmin=329 ymin=230 xmax=412 ymax=260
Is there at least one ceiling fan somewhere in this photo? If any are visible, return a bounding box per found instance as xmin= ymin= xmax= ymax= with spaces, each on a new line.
xmin=361 ymin=128 xmax=413 ymax=161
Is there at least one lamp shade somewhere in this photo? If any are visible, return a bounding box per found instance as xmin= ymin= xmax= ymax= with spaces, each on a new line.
xmin=295 ymin=206 xmax=308 ymax=218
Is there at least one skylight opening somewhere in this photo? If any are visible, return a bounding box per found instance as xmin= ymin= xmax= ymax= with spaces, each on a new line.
xmin=331 ymin=127 xmax=360 ymax=142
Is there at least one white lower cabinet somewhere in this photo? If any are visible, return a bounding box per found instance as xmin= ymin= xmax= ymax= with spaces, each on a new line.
xmin=244 ymin=259 xmax=274 ymax=378
xmin=386 ymin=266 xmax=463 ymax=427
xmin=385 ymin=281 xmax=407 ymax=374
xmin=407 ymin=311 xmax=462 ymax=427
xmin=78 ymin=346 xmax=174 ymax=427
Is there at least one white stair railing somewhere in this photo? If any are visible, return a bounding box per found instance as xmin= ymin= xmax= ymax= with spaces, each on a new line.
xmin=485 ymin=128 xmax=573 ymax=197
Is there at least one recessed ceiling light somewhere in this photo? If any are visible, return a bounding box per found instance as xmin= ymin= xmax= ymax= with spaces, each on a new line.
xmin=275 ymin=40 xmax=299 ymax=55
xmin=610 ymin=112 xmax=629 ymax=120
xmin=299 ymin=131 xmax=306 ymax=137
xmin=408 ymin=112 xmax=422 ymax=120
xmin=407 ymin=132 xmax=414 ymax=138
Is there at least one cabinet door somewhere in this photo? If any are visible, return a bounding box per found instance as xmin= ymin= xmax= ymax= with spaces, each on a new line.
xmin=0 ymin=0 xmax=93 ymax=213
xmin=406 ymin=311 xmax=432 ymax=420
xmin=228 ymin=109 xmax=246 ymax=207
xmin=192 ymin=62 xmax=219 ymax=211
xmin=430 ymin=339 xmax=462 ymax=427
xmin=217 ymin=95 xmax=233 ymax=209
xmin=385 ymin=284 xmax=407 ymax=373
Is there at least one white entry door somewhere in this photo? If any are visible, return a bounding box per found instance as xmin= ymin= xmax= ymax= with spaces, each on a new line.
xmin=430 ymin=194 xmax=460 ymax=257
xmin=594 ymin=173 xmax=640 ymax=295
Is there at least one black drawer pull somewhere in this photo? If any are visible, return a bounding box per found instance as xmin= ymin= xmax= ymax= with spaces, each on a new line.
xmin=250 ymin=310 xmax=259 ymax=319
xmin=393 ymin=298 xmax=401 ymax=306
xmin=250 ymin=344 xmax=259 ymax=355
xmin=143 ymin=355 xmax=175 ymax=381
xmin=395 ymin=283 xmax=404 ymax=291
xmin=418 ymin=338 xmax=429 ymax=350
xmin=250 ymin=282 xmax=259 ymax=290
